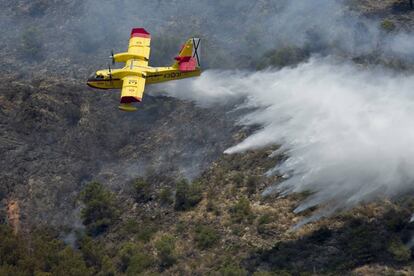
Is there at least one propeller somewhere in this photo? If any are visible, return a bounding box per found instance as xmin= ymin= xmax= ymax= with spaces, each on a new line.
xmin=109 ymin=50 xmax=115 ymax=65
xmin=192 ymin=38 xmax=201 ymax=67
xmin=108 ymin=63 xmax=113 ymax=83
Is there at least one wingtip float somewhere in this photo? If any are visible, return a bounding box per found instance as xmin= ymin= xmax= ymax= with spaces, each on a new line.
xmin=87 ymin=28 xmax=202 ymax=112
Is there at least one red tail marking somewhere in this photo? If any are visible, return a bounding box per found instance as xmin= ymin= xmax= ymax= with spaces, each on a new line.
xmin=174 ymin=56 xmax=197 ymax=71
xmin=130 ymin=28 xmax=151 ymax=38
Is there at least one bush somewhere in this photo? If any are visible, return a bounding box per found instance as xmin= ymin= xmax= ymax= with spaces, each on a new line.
xmin=155 ymin=235 xmax=177 ymax=269
xmin=381 ymin=19 xmax=396 ymax=33
xmin=230 ymin=197 xmax=254 ymax=223
xmin=219 ymin=264 xmax=248 ymax=276
xmin=133 ymin=177 xmax=152 ymax=203
xmin=79 ymin=182 xmax=118 ymax=236
xmin=387 ymin=238 xmax=411 ymax=262
xmin=257 ymin=213 xmax=272 ymax=234
xmin=159 ymin=187 xmax=173 ymax=205
xmin=174 ymin=179 xmax=203 ymax=211
xmin=118 ymin=242 xmax=143 ymax=272
xmin=231 ymin=173 xmax=244 ymax=187
xmin=137 ymin=225 xmax=158 ymax=243
xmin=194 ymin=225 xmax=220 ymax=250
xmin=125 ymin=252 xmax=154 ymax=275
xmin=51 ymin=247 xmax=93 ymax=276
xmin=78 ymin=236 xmax=109 ymax=272
xmin=246 ymin=176 xmax=259 ymax=195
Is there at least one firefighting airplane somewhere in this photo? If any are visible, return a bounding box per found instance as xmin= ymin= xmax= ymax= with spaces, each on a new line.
xmin=87 ymin=28 xmax=201 ymax=111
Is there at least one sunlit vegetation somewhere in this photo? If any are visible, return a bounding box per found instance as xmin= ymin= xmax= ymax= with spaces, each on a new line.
xmin=230 ymin=197 xmax=254 ymax=223
xmin=155 ymin=235 xmax=177 ymax=269
xmin=194 ymin=225 xmax=220 ymax=250
xmin=118 ymin=242 xmax=154 ymax=274
xmin=0 ymin=225 xmax=92 ymax=275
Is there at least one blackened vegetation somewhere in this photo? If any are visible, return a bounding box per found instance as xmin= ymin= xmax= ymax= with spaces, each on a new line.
xmin=247 ymin=208 xmax=414 ymax=274
xmin=0 ymin=75 xmax=237 ymax=228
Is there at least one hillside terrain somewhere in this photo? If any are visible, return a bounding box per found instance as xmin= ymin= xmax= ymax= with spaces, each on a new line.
xmin=2 ymin=0 xmax=414 ymax=275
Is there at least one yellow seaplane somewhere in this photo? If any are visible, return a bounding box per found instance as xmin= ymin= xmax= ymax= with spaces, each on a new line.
xmin=87 ymin=28 xmax=201 ymax=111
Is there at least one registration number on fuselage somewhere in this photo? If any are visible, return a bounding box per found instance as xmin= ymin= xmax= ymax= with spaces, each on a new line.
xmin=163 ymin=72 xmax=182 ymax=79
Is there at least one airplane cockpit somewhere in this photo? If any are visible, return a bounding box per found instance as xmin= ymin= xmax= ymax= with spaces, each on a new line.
xmin=87 ymin=73 xmax=105 ymax=81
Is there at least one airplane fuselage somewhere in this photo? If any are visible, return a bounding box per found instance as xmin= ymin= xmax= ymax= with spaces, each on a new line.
xmin=87 ymin=64 xmax=201 ymax=90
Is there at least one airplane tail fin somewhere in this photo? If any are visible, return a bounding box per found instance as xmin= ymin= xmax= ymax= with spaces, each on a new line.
xmin=172 ymin=38 xmax=200 ymax=71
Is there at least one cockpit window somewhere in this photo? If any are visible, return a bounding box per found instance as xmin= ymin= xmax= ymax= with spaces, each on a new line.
xmin=88 ymin=73 xmax=104 ymax=79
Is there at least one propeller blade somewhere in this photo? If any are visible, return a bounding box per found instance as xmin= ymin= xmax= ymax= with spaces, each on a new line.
xmin=192 ymin=38 xmax=201 ymax=67
xmin=111 ymin=50 xmax=115 ymax=65
xmin=108 ymin=64 xmax=113 ymax=83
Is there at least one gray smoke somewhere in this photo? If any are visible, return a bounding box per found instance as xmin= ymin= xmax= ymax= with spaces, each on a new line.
xmin=3 ymin=0 xmax=414 ymax=73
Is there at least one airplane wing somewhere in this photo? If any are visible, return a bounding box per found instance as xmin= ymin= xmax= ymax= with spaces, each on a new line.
xmin=119 ymin=75 xmax=146 ymax=111
xmin=128 ymin=28 xmax=151 ymax=66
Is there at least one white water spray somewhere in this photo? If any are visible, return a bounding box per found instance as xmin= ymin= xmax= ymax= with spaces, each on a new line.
xmin=161 ymin=57 xmax=414 ymax=214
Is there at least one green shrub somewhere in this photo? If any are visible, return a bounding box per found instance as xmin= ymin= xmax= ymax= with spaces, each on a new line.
xmin=125 ymin=252 xmax=154 ymax=275
xmin=219 ymin=264 xmax=248 ymax=276
xmin=174 ymin=179 xmax=203 ymax=211
xmin=206 ymin=188 xmax=220 ymax=215
xmin=246 ymin=176 xmax=259 ymax=195
xmin=79 ymin=236 xmax=105 ymax=270
xmin=257 ymin=213 xmax=272 ymax=225
xmin=118 ymin=242 xmax=143 ymax=272
xmin=137 ymin=224 xmax=158 ymax=243
xmin=175 ymin=221 xmax=186 ymax=234
xmin=159 ymin=187 xmax=173 ymax=205
xmin=231 ymin=173 xmax=244 ymax=187
xmin=133 ymin=177 xmax=152 ymax=203
xmin=121 ymin=219 xmax=157 ymax=242
xmin=79 ymin=182 xmax=118 ymax=236
xmin=51 ymin=247 xmax=93 ymax=276
xmin=230 ymin=197 xmax=254 ymax=223
xmin=155 ymin=235 xmax=177 ymax=269
xmin=387 ymin=238 xmax=411 ymax=262
xmin=381 ymin=20 xmax=396 ymax=33
xmin=257 ymin=213 xmax=273 ymax=234
xmin=121 ymin=219 xmax=140 ymax=235
xmin=0 ymin=225 xmax=93 ymax=276
xmin=194 ymin=225 xmax=220 ymax=250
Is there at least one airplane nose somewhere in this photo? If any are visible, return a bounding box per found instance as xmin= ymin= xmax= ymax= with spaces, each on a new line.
xmin=86 ymin=78 xmax=96 ymax=88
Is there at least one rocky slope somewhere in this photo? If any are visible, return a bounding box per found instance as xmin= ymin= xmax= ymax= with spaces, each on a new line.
xmin=0 ymin=73 xmax=239 ymax=230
